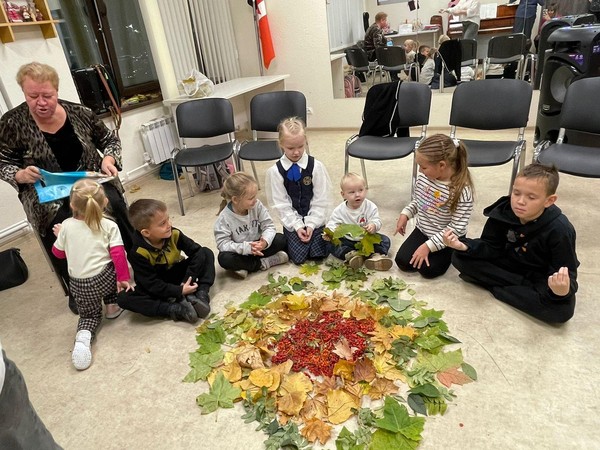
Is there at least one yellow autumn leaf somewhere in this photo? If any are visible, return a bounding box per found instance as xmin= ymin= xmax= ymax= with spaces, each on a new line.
xmin=221 ymin=359 xmax=242 ymax=383
xmin=234 ymin=377 xmax=261 ymax=400
xmin=368 ymin=377 xmax=399 ymax=399
xmin=280 ymin=372 xmax=313 ymax=395
xmin=300 ymin=417 xmax=332 ymax=444
xmin=372 ymin=353 xmax=394 ymax=374
xmin=278 ymin=390 xmax=307 ymax=416
xmin=342 ymin=381 xmax=365 ymax=400
xmin=333 ymin=360 xmax=355 ymax=381
xmin=236 ymin=344 xmax=264 ymax=369
xmin=262 ymin=312 xmax=290 ymax=334
xmin=249 ymin=367 xmax=281 ymax=392
xmin=327 ymin=389 xmax=359 ymax=424
xmin=283 ymin=293 xmax=310 ymax=310
xmin=382 ymin=366 xmax=407 ymax=382
xmin=389 ymin=324 xmax=418 ymax=340
xmin=271 ymin=359 xmax=294 ymax=376
xmin=300 ymin=396 xmax=328 ymax=421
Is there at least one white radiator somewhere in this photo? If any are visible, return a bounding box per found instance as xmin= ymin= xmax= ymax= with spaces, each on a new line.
xmin=140 ymin=116 xmax=179 ymax=165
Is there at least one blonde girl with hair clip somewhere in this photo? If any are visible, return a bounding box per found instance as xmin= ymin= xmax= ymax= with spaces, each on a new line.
xmin=52 ymin=179 xmax=132 ymax=370
xmin=394 ymin=134 xmax=474 ymax=278
xmin=214 ymin=172 xmax=288 ymax=279
xmin=266 ymin=117 xmax=332 ymax=264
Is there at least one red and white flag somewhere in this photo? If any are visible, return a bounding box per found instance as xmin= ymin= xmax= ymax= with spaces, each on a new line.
xmin=254 ymin=0 xmax=275 ymax=69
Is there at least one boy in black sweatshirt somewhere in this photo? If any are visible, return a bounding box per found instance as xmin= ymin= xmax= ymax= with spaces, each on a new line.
xmin=117 ymin=199 xmax=215 ymax=323
xmin=443 ymin=163 xmax=578 ymax=323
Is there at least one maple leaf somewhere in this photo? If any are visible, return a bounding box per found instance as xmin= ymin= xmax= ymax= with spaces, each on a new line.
xmin=327 ymin=389 xmax=359 ymax=424
xmin=195 ymin=324 xmax=226 ymax=354
xmin=343 ymin=381 xmax=365 ymax=400
xmin=299 ymin=261 xmax=320 ymax=276
xmin=300 ymin=417 xmax=332 ymax=444
xmin=416 ymin=349 xmax=464 ymax=373
xmin=389 ymin=325 xmax=418 ymax=340
xmin=300 ymin=396 xmax=328 ymax=421
xmin=357 ymin=232 xmax=381 ymax=256
xmin=333 ymin=336 xmax=358 ymax=360
xmin=354 ymin=358 xmax=376 ymax=383
xmin=282 ymin=293 xmax=310 ymax=310
xmin=371 ymin=428 xmax=420 ymax=450
xmin=314 ymin=376 xmax=338 ymax=396
xmin=374 ymin=397 xmax=425 ymax=441
xmin=236 ymin=345 xmax=264 ymax=369
xmin=370 ymin=323 xmax=396 ymax=353
xmin=368 ymin=377 xmax=398 ymax=400
xmin=183 ymin=349 xmax=224 ymax=382
xmin=239 ymin=290 xmax=272 ymax=309
xmin=277 ymin=390 xmax=307 ymax=416
xmin=437 ymin=367 xmax=473 ymax=388
xmin=333 ymin=360 xmax=355 ymax=381
xmin=196 ymin=372 xmax=241 ymax=414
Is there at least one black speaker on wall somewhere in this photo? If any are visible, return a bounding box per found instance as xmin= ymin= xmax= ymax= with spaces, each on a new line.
xmin=534 ymin=25 xmax=600 ymax=145
xmin=534 ymin=14 xmax=596 ymax=89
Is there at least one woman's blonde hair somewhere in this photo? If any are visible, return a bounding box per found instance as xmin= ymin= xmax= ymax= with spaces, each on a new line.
xmin=277 ymin=116 xmax=307 ymax=147
xmin=16 ymin=62 xmax=60 ymax=90
xmin=218 ymin=172 xmax=258 ymax=214
xmin=416 ymin=134 xmax=473 ymax=213
xmin=70 ymin=179 xmax=106 ymax=232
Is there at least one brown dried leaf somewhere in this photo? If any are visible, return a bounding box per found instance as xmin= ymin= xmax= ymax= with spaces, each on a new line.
xmin=314 ymin=376 xmax=338 ymax=396
xmin=342 ymin=381 xmax=365 ymax=400
xmin=437 ymin=367 xmax=473 ymax=388
xmin=277 ymin=390 xmax=307 ymax=416
xmin=300 ymin=396 xmax=328 ymax=421
xmin=327 ymin=389 xmax=359 ymax=424
xmin=300 ymin=418 xmax=332 ymax=444
xmin=368 ymin=377 xmax=398 ymax=400
xmin=354 ymin=358 xmax=376 ymax=383
xmin=332 ymin=336 xmax=358 ymax=360
xmin=236 ymin=345 xmax=264 ymax=369
xmin=333 ymin=360 xmax=355 ymax=381
xmin=280 ymin=372 xmax=313 ymax=395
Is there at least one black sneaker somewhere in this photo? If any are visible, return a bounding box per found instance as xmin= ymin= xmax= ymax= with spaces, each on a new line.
xmin=168 ymin=301 xmax=199 ymax=324
xmin=68 ymin=295 xmax=79 ymax=315
xmin=187 ymin=292 xmax=211 ymax=319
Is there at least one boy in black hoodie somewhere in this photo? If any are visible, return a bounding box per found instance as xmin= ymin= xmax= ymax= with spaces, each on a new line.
xmin=443 ymin=163 xmax=578 ymax=323
xmin=117 ymin=199 xmax=215 ymax=323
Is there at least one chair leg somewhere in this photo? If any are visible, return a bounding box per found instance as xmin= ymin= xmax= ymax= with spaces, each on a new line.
xmin=360 ymin=159 xmax=368 ymax=188
xmin=171 ymin=158 xmax=186 ymax=216
xmin=250 ymin=161 xmax=261 ymax=189
xmin=344 ymin=152 xmax=350 ymax=175
xmin=32 ymin=227 xmax=69 ymax=296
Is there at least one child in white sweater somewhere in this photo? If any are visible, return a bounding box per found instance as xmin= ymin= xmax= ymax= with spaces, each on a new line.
xmin=214 ymin=172 xmax=288 ymax=279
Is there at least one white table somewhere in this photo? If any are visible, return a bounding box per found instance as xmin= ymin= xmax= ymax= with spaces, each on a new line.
xmin=163 ymin=75 xmax=290 ymax=130
xmin=388 ymin=28 xmax=440 ymax=48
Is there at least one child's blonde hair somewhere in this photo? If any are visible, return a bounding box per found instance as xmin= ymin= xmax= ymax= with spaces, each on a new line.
xmin=340 ymin=172 xmax=366 ymax=191
xmin=278 ymin=117 xmax=307 ymax=148
xmin=404 ymin=39 xmax=417 ymax=51
xmin=416 ymin=134 xmax=473 ymax=213
xmin=70 ymin=179 xmax=106 ymax=232
xmin=218 ymin=172 xmax=258 ymax=213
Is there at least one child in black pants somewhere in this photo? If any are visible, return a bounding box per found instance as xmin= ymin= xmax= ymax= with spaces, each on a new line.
xmin=117 ymin=199 xmax=215 ymax=323
xmin=444 ymin=163 xmax=578 ymax=324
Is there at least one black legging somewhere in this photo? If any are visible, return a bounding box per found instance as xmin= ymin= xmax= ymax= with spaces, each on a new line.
xmin=37 ymin=182 xmax=133 ymax=297
xmin=395 ymin=227 xmax=453 ymax=279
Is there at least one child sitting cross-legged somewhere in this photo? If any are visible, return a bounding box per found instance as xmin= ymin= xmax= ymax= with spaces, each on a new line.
xmin=324 ymin=172 xmax=393 ymax=270
xmin=117 ymin=199 xmax=215 ymax=324
xmin=214 ymin=172 xmax=288 ymax=279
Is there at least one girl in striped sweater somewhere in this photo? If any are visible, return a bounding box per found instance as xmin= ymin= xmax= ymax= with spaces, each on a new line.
xmin=395 ymin=134 xmax=474 ymax=278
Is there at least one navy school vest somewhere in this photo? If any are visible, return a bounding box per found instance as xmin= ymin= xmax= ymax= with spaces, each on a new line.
xmin=276 ymin=156 xmax=315 ymax=217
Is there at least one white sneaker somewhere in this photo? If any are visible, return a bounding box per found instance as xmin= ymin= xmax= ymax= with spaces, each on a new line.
xmin=345 ymin=250 xmax=365 ymax=269
xmin=260 ymin=251 xmax=289 ymax=270
xmin=72 ymin=330 xmax=92 ymax=370
xmin=364 ymin=253 xmax=394 ymax=271
xmin=233 ymin=269 xmax=248 ymax=279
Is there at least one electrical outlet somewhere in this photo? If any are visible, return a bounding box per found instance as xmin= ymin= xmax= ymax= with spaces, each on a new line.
xmin=307 ymin=106 xmax=314 ymax=115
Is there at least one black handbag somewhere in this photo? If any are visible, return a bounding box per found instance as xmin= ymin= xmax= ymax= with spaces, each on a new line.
xmin=0 ymin=248 xmax=29 ymax=291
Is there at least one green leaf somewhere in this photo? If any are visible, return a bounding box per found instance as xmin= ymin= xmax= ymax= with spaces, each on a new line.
xmin=374 ymin=397 xmax=424 ymax=440
xmin=461 ymin=362 xmax=478 ymax=381
xmin=370 ymin=428 xmax=420 ymax=450
xmin=407 ymin=393 xmax=428 ymax=416
xmin=414 ymin=334 xmax=445 ymax=351
xmin=195 ymin=372 xmax=241 ymax=414
xmin=387 ymin=298 xmax=413 ymax=312
xmin=195 ymin=324 xmax=226 ymax=354
xmin=336 ymin=427 xmax=370 ymax=450
xmin=240 ymin=291 xmax=272 ymax=309
xmin=183 ymin=349 xmax=223 ymax=382
xmin=409 ymin=383 xmax=440 ymax=398
xmin=417 ymin=349 xmax=464 ymax=373
xmin=299 ymin=261 xmax=320 ymax=276
xmin=357 ymin=232 xmax=381 ymax=256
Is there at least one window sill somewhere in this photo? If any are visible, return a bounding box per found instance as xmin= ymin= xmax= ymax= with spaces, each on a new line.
xmin=96 ymin=92 xmax=163 ymax=119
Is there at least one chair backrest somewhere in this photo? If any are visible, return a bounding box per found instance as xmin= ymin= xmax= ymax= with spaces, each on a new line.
xmin=560 ymin=77 xmax=600 ymax=134
xmin=345 ymin=47 xmax=369 ymax=70
xmin=396 ymin=82 xmax=432 ymax=127
xmin=176 ymin=98 xmax=235 ymax=138
xmin=460 ymin=38 xmax=477 ymax=64
xmin=487 ymin=33 xmax=527 ymax=63
xmin=450 ymin=79 xmax=532 ymax=130
xmin=437 ymin=39 xmax=462 ymax=75
xmin=250 ymin=91 xmax=307 ymax=132
xmin=375 ymin=46 xmax=407 ymax=70
xmin=363 ymin=11 xmax=370 ymax=32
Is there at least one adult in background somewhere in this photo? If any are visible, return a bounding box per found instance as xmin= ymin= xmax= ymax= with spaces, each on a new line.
xmin=0 ymin=62 xmax=134 ymax=314
xmin=364 ymin=11 xmax=390 ymax=62
xmin=510 ymin=0 xmax=545 ymax=40
xmin=441 ymin=0 xmax=481 ymax=40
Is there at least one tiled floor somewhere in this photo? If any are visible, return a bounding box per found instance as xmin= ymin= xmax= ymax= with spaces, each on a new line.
xmin=1 ymin=129 xmax=599 ymax=449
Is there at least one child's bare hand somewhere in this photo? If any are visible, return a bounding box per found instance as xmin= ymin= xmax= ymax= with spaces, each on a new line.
xmin=298 ymin=227 xmax=312 ymax=243
xmin=443 ymin=228 xmax=467 ymax=251
xmin=395 ymin=215 xmax=408 ymax=236
xmin=250 ymin=240 xmax=265 ymax=256
xmin=117 ymin=280 xmax=133 ymax=293
xmin=52 ymin=223 xmax=62 ymax=237
xmin=363 ymin=223 xmax=376 ymax=234
xmin=548 ymin=267 xmax=570 ymax=297
xmin=181 ymin=276 xmax=198 ymax=295
xmin=409 ymin=243 xmax=430 ymax=269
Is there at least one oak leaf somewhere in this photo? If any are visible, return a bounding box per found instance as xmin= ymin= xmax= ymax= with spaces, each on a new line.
xmin=327 ymin=389 xmax=359 ymax=424
xmin=300 ymin=417 xmax=332 ymax=444
xmin=437 ymin=367 xmax=473 ymax=388
xmin=354 ymin=358 xmax=376 ymax=383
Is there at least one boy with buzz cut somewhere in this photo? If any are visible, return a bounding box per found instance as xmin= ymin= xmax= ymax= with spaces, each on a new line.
xmin=325 ymin=172 xmax=393 ymax=270
xmin=117 ymin=199 xmax=215 ymax=324
xmin=443 ymin=163 xmax=579 ymax=324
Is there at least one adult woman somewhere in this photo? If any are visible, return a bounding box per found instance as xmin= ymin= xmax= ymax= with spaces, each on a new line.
xmin=0 ymin=62 xmax=133 ymax=314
